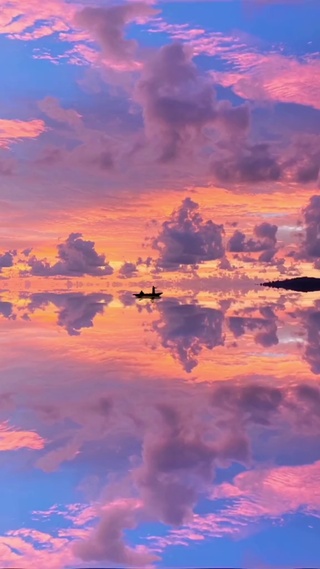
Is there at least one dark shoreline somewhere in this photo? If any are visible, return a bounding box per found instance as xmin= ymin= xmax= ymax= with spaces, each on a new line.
xmin=261 ymin=276 xmax=320 ymax=292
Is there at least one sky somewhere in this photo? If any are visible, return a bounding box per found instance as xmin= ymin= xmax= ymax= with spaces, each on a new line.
xmin=0 ymin=0 xmax=320 ymax=567
xmin=0 ymin=0 xmax=319 ymax=283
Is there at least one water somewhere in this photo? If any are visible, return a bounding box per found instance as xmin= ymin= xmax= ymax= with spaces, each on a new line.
xmin=0 ymin=286 xmax=319 ymax=568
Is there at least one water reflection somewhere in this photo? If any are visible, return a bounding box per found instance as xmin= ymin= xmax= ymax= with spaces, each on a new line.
xmin=0 ymin=289 xmax=320 ymax=568
xmin=153 ymin=299 xmax=224 ymax=372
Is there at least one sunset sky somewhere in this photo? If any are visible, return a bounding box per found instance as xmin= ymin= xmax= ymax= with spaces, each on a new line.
xmin=1 ymin=1 xmax=320 ymax=568
xmin=0 ymin=0 xmax=319 ymax=284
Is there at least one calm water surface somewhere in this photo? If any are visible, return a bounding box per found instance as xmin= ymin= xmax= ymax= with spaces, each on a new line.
xmin=1 ymin=287 xmax=320 ymax=568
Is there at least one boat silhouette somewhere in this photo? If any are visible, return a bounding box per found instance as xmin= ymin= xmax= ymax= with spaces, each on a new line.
xmin=133 ymin=286 xmax=163 ymax=300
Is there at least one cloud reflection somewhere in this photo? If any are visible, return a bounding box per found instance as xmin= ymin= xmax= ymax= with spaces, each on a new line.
xmin=22 ymin=292 xmax=113 ymax=335
xmin=2 ymin=291 xmax=320 ymax=378
xmin=0 ymin=286 xmax=320 ymax=567
xmin=153 ymin=298 xmax=225 ymax=372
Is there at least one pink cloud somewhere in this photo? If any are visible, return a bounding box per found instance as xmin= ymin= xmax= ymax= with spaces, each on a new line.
xmin=135 ymin=42 xmax=249 ymax=163
xmin=152 ymin=198 xmax=225 ymax=270
xmin=1 ymin=2 xmax=158 ymax=71
xmin=118 ymin=261 xmax=139 ymax=278
xmin=149 ymin=19 xmax=320 ymax=111
xmin=26 ymin=233 xmax=114 ymax=277
xmin=0 ymin=331 xmax=319 ymax=562
xmin=72 ymin=499 xmax=159 ymax=566
xmin=148 ymin=19 xmax=206 ymax=41
xmin=0 ymin=118 xmax=46 ymax=147
xmin=298 ymin=307 xmax=320 ymax=375
xmin=133 ymin=401 xmax=249 ymax=526
xmin=3 ymin=501 xmax=156 ymax=568
xmin=148 ymin=511 xmax=244 ymax=552
xmin=35 ymin=96 xmax=121 ymax=172
xmin=296 ymin=195 xmax=320 ymax=265
xmin=148 ymin=459 xmax=320 ymax=552
xmin=38 ymin=96 xmax=83 ymax=129
xmin=212 ymin=460 xmax=320 ymax=520
xmin=35 ymin=438 xmax=81 ymax=472
xmin=25 ymin=292 xmax=112 ymax=336
xmin=228 ymin=221 xmax=278 ymax=263
xmin=0 ymin=250 xmax=16 ymax=271
xmin=74 ymin=3 xmax=158 ymax=70
xmin=32 ymin=502 xmax=98 ymax=527
xmin=212 ymin=51 xmax=320 ymax=110
xmin=153 ymin=298 xmax=225 ymax=372
xmin=0 ymin=0 xmax=75 ymax=40
xmin=0 ymin=155 xmax=15 ymax=175
xmin=0 ymin=421 xmax=45 ymax=451
xmin=0 ymin=528 xmax=74 ymax=569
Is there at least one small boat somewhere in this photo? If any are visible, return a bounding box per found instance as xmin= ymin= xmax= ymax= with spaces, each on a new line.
xmin=133 ymin=286 xmax=163 ymax=300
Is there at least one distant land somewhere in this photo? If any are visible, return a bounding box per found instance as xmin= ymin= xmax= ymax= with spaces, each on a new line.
xmin=261 ymin=276 xmax=320 ymax=292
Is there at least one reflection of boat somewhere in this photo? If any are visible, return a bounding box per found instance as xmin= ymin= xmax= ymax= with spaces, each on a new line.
xmin=133 ymin=286 xmax=163 ymax=300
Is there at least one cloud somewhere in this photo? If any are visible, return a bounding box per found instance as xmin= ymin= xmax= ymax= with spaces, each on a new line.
xmin=37 ymin=139 xmax=116 ymax=174
xmin=35 ymin=437 xmax=83 ymax=473
xmin=0 ymin=0 xmax=75 ymax=40
xmin=118 ymin=262 xmax=138 ymax=279
xmin=213 ymin=51 xmax=320 ymax=111
xmin=119 ymin=291 xmax=137 ymax=306
xmin=22 ymin=248 xmax=32 ymax=257
xmin=26 ymin=292 xmax=112 ymax=335
xmin=135 ymin=42 xmax=249 ymax=163
xmin=229 ymin=313 xmax=278 ymax=348
xmin=36 ymin=96 xmax=118 ymax=172
xmin=0 ymin=118 xmax=46 ymax=148
xmin=0 ymin=422 xmax=45 ymax=451
xmin=210 ymin=375 xmax=319 ymax=433
xmin=74 ymin=3 xmax=158 ymax=70
xmin=0 ymin=294 xmax=285 ymax=355
xmin=0 ymin=155 xmax=15 ymax=175
xmin=73 ymin=499 xmax=159 ymax=566
xmin=34 ymin=393 xmax=114 ymax=473
xmin=0 ymin=301 xmax=14 ymax=319
xmin=294 ymin=384 xmax=320 ymax=426
xmin=2 ymin=317 xmax=320 ymax=561
xmin=212 ymin=383 xmax=283 ymax=426
xmin=38 ymin=96 xmax=83 ymax=129
xmin=134 ymin=403 xmax=249 ymax=526
xmin=228 ymin=221 xmax=278 ymax=262
xmin=211 ymin=459 xmax=320 ymax=521
xmin=152 ymin=198 xmax=225 ymax=270
xmin=213 ymin=143 xmax=281 ymax=184
xmin=154 ymin=452 xmax=320 ymax=552
xmin=150 ymin=19 xmax=320 ymax=112
xmin=153 ymin=299 xmax=224 ymax=372
xmin=298 ymin=195 xmax=320 ymax=263
xmin=0 ymin=527 xmax=74 ymax=568
xmin=300 ymin=306 xmax=320 ymax=374
xmin=0 ymin=250 xmax=16 ymax=271
xmin=288 ymin=135 xmax=320 ymax=184
xmin=26 ymin=233 xmax=114 ymax=277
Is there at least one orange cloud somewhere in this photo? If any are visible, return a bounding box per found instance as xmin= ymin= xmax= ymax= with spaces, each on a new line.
xmin=0 ymin=118 xmax=46 ymax=147
xmin=0 ymin=422 xmax=45 ymax=451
